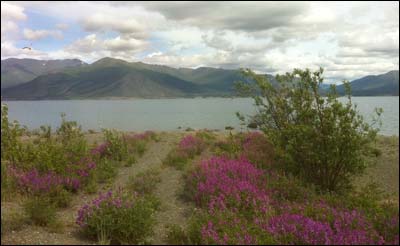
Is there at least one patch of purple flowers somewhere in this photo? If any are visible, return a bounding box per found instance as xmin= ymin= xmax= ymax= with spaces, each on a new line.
xmin=191 ymin=156 xmax=269 ymax=214
xmin=76 ymin=189 xmax=130 ymax=227
xmin=178 ymin=134 xmax=206 ymax=158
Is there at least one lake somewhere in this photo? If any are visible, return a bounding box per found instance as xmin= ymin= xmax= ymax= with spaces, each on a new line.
xmin=3 ymin=97 xmax=399 ymax=136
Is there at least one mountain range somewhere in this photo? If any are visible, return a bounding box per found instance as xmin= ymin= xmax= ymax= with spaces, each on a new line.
xmin=1 ymin=57 xmax=398 ymax=99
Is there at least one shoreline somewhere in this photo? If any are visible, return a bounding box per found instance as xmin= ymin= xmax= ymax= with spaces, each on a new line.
xmin=2 ymin=95 xmax=399 ymax=101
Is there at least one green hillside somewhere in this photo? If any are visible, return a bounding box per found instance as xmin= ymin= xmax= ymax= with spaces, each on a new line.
xmin=336 ymin=70 xmax=399 ymax=96
xmin=1 ymin=57 xmax=398 ymax=99
xmin=1 ymin=58 xmax=86 ymax=89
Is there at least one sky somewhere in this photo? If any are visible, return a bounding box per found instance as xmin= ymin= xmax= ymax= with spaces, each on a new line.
xmin=1 ymin=1 xmax=399 ymax=83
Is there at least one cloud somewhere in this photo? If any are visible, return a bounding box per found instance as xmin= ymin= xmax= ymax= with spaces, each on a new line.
xmin=49 ymin=34 xmax=148 ymax=62
xmin=1 ymin=1 xmax=399 ymax=83
xmin=1 ymin=2 xmax=27 ymax=42
xmin=138 ymin=1 xmax=308 ymax=32
xmin=1 ymin=2 xmax=27 ymax=21
xmin=23 ymin=28 xmax=63 ymax=41
xmin=1 ymin=41 xmax=49 ymax=59
xmin=81 ymin=13 xmax=145 ymax=35
xmin=56 ymin=23 xmax=69 ymax=30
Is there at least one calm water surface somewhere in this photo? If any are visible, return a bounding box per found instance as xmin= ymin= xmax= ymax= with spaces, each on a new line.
xmin=4 ymin=97 xmax=399 ymax=136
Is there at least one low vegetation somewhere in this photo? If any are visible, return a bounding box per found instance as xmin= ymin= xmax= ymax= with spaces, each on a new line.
xmin=76 ymin=189 xmax=159 ymax=244
xmin=164 ymin=132 xmax=208 ymax=170
xmin=1 ymin=68 xmax=398 ymax=245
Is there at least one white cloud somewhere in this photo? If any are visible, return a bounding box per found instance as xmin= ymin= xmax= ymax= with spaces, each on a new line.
xmin=1 ymin=1 xmax=399 ymax=83
xmin=1 ymin=2 xmax=27 ymax=42
xmin=56 ymin=23 xmax=69 ymax=30
xmin=23 ymin=28 xmax=63 ymax=41
xmin=1 ymin=2 xmax=27 ymax=21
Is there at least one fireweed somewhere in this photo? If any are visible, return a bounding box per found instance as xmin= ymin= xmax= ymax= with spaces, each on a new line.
xmin=178 ymin=134 xmax=206 ymax=158
xmin=8 ymin=155 xmax=97 ymax=194
xmin=76 ymin=189 xmax=158 ymax=244
xmin=164 ymin=134 xmax=206 ymax=170
xmin=185 ymin=155 xmax=398 ymax=245
xmin=213 ymin=131 xmax=274 ymax=169
xmin=189 ymin=156 xmax=269 ymax=214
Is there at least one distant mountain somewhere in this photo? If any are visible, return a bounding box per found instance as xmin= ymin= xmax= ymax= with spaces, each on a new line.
xmin=1 ymin=57 xmax=259 ymax=99
xmin=1 ymin=57 xmax=398 ymax=99
xmin=336 ymin=70 xmax=399 ymax=96
xmin=1 ymin=58 xmax=86 ymax=89
xmin=1 ymin=57 xmax=218 ymax=99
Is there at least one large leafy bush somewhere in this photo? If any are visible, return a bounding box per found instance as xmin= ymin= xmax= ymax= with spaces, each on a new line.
xmin=236 ymin=68 xmax=381 ymax=192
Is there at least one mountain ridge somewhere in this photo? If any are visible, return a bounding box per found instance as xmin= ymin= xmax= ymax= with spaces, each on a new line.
xmin=1 ymin=57 xmax=398 ymax=99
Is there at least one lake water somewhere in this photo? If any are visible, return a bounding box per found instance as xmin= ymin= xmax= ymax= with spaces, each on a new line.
xmin=3 ymin=97 xmax=399 ymax=136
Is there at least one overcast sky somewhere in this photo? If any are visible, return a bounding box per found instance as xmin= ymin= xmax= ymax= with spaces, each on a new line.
xmin=1 ymin=1 xmax=399 ymax=83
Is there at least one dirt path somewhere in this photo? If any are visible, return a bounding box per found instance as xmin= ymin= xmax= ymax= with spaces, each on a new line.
xmin=151 ymin=166 xmax=193 ymax=244
xmin=150 ymin=147 xmax=214 ymax=244
xmin=1 ymin=132 xmax=179 ymax=245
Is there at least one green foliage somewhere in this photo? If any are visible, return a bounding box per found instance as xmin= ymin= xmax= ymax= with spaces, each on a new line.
xmin=165 ymin=213 xmax=206 ymax=245
xmin=56 ymin=113 xmax=88 ymax=163
xmin=1 ymin=103 xmax=26 ymax=163
xmin=23 ymin=196 xmax=57 ymax=226
xmin=195 ymin=130 xmax=216 ymax=144
xmin=1 ymin=211 xmax=27 ymax=235
xmin=81 ymin=195 xmax=159 ymax=244
xmin=1 ymin=107 xmax=89 ymax=176
xmin=166 ymin=224 xmax=189 ymax=245
xmin=212 ymin=132 xmax=250 ymax=159
xmin=1 ymin=161 xmax=17 ymax=201
xmin=102 ymin=129 xmax=128 ymax=161
xmin=237 ymin=68 xmax=382 ymax=192
xmin=47 ymin=188 xmax=73 ymax=208
xmin=94 ymin=158 xmax=118 ymax=184
xmin=266 ymin=172 xmax=318 ymax=203
xmin=128 ymin=169 xmax=161 ymax=195
xmin=164 ymin=150 xmax=189 ymax=170
xmin=130 ymin=140 xmax=146 ymax=157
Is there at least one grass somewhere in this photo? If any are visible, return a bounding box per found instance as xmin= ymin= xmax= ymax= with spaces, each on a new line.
xmin=23 ymin=196 xmax=57 ymax=227
xmin=1 ymin=210 xmax=27 ymax=235
xmin=128 ymin=168 xmax=162 ymax=195
xmin=163 ymin=150 xmax=189 ymax=170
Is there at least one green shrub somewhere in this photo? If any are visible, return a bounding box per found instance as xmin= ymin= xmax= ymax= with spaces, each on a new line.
xmin=102 ymin=129 xmax=128 ymax=161
xmin=78 ymin=191 xmax=158 ymax=244
xmin=266 ymin=172 xmax=317 ymax=203
xmin=237 ymin=68 xmax=382 ymax=192
xmin=195 ymin=130 xmax=216 ymax=144
xmin=95 ymin=158 xmax=118 ymax=184
xmin=1 ymin=211 xmax=27 ymax=235
xmin=24 ymin=196 xmax=57 ymax=226
xmin=56 ymin=113 xmax=88 ymax=164
xmin=48 ymin=188 xmax=72 ymax=208
xmin=165 ymin=214 xmax=206 ymax=245
xmin=125 ymin=155 xmax=136 ymax=167
xmin=164 ymin=150 xmax=188 ymax=170
xmin=131 ymin=140 xmax=146 ymax=157
xmin=128 ymin=169 xmax=161 ymax=195
xmin=1 ymin=103 xmax=26 ymax=163
xmin=166 ymin=224 xmax=190 ymax=245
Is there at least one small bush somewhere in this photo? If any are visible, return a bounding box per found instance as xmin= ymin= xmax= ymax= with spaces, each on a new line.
xmin=1 ymin=211 xmax=27 ymax=234
xmin=164 ymin=150 xmax=189 ymax=170
xmin=128 ymin=169 xmax=161 ymax=195
xmin=95 ymin=159 xmax=118 ymax=184
xmin=102 ymin=129 xmax=128 ymax=161
xmin=77 ymin=190 xmax=158 ymax=244
xmin=24 ymin=196 xmax=57 ymax=226
xmin=166 ymin=224 xmax=190 ymax=245
xmin=48 ymin=188 xmax=72 ymax=208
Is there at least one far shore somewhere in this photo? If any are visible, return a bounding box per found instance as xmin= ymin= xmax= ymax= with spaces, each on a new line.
xmin=2 ymin=95 xmax=399 ymax=101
